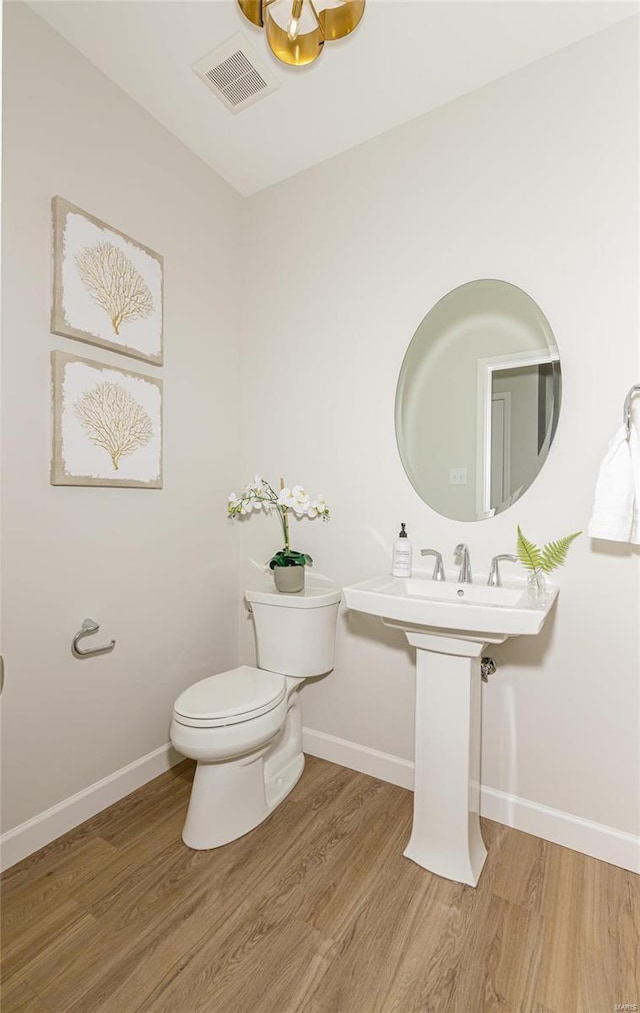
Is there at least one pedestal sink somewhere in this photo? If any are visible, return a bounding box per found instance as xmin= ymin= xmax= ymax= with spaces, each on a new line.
xmin=343 ymin=573 xmax=558 ymax=887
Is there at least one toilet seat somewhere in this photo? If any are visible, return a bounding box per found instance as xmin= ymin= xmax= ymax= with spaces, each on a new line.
xmin=172 ymin=666 xmax=287 ymax=729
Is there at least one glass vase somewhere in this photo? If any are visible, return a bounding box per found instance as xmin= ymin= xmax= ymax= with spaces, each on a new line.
xmin=526 ymin=569 xmax=550 ymax=607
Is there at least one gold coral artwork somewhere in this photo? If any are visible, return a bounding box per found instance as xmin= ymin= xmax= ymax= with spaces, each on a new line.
xmin=51 ymin=351 xmax=163 ymax=488
xmin=74 ymin=242 xmax=155 ymax=337
xmin=74 ymin=380 xmax=153 ymax=470
xmin=51 ymin=197 xmax=163 ymax=365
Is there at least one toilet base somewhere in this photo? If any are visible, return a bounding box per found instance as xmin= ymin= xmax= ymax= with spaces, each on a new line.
xmin=181 ymin=745 xmax=306 ymax=851
xmin=265 ymin=751 xmax=305 ymax=811
xmin=183 ymin=751 xmax=261 ymax=850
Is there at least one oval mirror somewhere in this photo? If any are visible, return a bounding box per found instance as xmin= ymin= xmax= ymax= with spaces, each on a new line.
xmin=395 ymin=279 xmax=561 ymax=521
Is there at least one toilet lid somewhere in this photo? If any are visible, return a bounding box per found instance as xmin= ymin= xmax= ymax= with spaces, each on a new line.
xmin=173 ymin=666 xmax=286 ymax=726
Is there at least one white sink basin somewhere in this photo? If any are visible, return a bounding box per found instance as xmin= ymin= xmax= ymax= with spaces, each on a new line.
xmin=343 ymin=572 xmax=558 ymax=638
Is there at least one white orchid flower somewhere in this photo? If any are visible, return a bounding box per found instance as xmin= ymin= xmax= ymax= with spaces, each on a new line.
xmin=279 ymin=491 xmax=300 ymax=513
xmin=288 ymin=486 xmax=310 ymax=516
xmin=229 ymin=476 xmax=329 ymax=559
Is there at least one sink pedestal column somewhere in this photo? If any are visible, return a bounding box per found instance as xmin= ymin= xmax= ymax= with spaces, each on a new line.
xmin=346 ymin=574 xmax=557 ymax=887
xmin=400 ymin=630 xmax=504 ymax=887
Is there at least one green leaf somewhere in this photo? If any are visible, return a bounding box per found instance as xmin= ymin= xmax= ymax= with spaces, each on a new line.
xmin=516 ymin=526 xmax=543 ymax=572
xmin=516 ymin=526 xmax=582 ymax=574
xmin=540 ymin=531 xmax=581 ymax=573
xmin=267 ymin=549 xmax=312 ymax=569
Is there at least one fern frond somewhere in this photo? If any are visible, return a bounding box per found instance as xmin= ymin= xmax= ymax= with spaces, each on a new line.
xmin=540 ymin=531 xmax=581 ymax=573
xmin=516 ymin=526 xmax=543 ymax=572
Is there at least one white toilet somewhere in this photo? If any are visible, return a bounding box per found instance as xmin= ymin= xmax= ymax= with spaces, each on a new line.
xmin=170 ymin=585 xmax=341 ymax=850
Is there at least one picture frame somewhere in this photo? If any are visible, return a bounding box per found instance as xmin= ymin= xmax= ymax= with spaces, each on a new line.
xmin=51 ymin=197 xmax=164 ymax=365
xmin=51 ymin=351 xmax=163 ymax=488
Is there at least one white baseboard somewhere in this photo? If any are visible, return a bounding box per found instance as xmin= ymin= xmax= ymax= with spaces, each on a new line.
xmin=4 ymin=730 xmax=638 ymax=876
xmin=302 ymin=727 xmax=640 ymax=874
xmin=479 ymin=785 xmax=640 ymax=874
xmin=0 ymin=743 xmax=183 ymax=872
xmin=303 ymin=727 xmax=414 ymax=790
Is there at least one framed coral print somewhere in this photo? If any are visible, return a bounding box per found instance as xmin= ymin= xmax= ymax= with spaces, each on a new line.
xmin=51 ymin=351 xmax=163 ymax=488
xmin=51 ymin=197 xmax=164 ymax=365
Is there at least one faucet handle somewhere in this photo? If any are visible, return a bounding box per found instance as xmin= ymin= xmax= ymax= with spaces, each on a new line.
xmin=420 ymin=548 xmax=445 ymax=581
xmin=487 ymin=554 xmax=518 ymax=587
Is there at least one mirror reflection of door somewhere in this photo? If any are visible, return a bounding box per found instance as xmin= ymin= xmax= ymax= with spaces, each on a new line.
xmin=538 ymin=362 xmax=560 ymax=452
xmin=488 ymin=362 xmax=561 ymax=513
xmin=490 ymin=365 xmax=541 ymax=511
xmin=490 ymin=390 xmax=511 ymax=510
xmin=477 ymin=352 xmax=560 ymax=517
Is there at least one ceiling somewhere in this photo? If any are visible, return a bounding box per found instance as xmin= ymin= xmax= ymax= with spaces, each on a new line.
xmin=28 ymin=1 xmax=639 ymax=196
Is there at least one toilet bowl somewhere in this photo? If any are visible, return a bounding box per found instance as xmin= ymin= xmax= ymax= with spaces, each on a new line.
xmin=170 ymin=585 xmax=341 ymax=850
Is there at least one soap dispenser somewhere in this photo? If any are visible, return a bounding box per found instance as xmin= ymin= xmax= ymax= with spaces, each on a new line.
xmin=392 ymin=523 xmax=413 ymax=577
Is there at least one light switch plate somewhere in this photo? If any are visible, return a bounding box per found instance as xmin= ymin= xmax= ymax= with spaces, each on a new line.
xmin=449 ymin=467 xmax=467 ymax=485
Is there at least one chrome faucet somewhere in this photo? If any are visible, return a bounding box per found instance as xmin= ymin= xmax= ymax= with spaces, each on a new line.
xmin=454 ymin=543 xmax=472 ymax=583
xmin=420 ymin=548 xmax=445 ymax=581
xmin=487 ymin=554 xmax=518 ymax=587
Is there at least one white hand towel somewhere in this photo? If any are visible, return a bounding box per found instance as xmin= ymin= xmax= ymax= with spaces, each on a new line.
xmin=588 ymin=425 xmax=635 ymax=542
xmin=629 ymin=424 xmax=640 ymax=545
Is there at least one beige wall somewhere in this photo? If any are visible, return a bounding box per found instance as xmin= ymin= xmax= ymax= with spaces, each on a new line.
xmin=1 ymin=3 xmax=244 ymax=831
xmin=240 ymin=20 xmax=640 ymax=836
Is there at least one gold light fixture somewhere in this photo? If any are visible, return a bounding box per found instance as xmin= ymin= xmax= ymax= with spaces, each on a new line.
xmin=237 ymin=0 xmax=365 ymax=67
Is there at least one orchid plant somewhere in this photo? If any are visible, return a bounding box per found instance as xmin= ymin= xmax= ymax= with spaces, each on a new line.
xmin=228 ymin=476 xmax=330 ymax=570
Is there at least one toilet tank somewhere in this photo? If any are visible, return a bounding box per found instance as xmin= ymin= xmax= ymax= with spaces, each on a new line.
xmin=245 ymin=586 xmax=341 ymax=678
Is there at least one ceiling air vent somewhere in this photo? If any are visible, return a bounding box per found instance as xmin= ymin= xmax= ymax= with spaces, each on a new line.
xmin=193 ymin=33 xmax=279 ymax=114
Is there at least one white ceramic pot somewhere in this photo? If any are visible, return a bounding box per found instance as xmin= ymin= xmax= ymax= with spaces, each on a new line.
xmin=273 ymin=565 xmax=304 ymax=593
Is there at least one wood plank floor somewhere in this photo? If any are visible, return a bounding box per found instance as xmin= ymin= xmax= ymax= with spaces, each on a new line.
xmin=1 ymin=757 xmax=638 ymax=1013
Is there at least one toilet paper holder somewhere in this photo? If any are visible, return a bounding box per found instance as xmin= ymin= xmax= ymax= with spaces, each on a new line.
xmin=72 ymin=618 xmax=116 ymax=658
